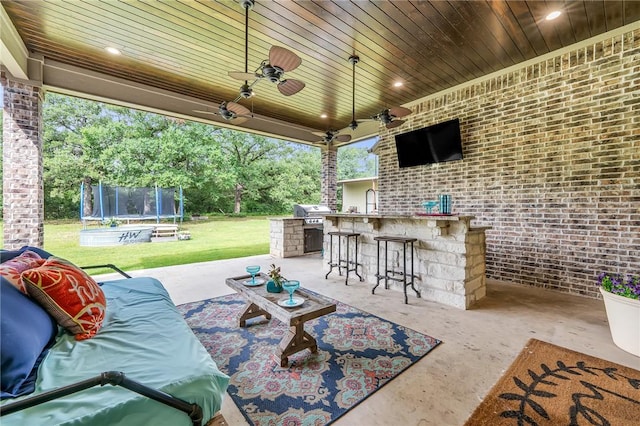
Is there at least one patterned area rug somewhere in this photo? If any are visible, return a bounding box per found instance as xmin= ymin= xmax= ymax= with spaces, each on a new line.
xmin=178 ymin=293 xmax=441 ymax=426
xmin=465 ymin=338 xmax=640 ymax=425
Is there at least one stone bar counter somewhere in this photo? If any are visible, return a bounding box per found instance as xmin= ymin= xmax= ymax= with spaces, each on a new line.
xmin=322 ymin=213 xmax=490 ymax=310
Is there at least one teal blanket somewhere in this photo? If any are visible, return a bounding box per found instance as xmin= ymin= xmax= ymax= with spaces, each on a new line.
xmin=1 ymin=277 xmax=229 ymax=425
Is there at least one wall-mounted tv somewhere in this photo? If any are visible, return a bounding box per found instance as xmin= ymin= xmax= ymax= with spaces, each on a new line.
xmin=395 ymin=118 xmax=463 ymax=168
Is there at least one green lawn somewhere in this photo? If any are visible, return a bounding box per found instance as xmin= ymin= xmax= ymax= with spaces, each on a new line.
xmin=2 ymin=216 xmax=271 ymax=272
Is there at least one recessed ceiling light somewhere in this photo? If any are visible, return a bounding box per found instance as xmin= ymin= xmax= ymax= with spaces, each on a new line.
xmin=393 ymin=81 xmax=403 ymax=88
xmin=320 ymin=113 xmax=328 ymax=118
xmin=105 ymin=46 xmax=121 ymax=55
xmin=546 ymin=11 xmax=561 ymax=21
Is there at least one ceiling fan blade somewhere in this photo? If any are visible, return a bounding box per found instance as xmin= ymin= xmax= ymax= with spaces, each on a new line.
xmin=229 ymin=71 xmax=256 ymax=80
xmin=226 ymin=102 xmax=251 ymax=117
xmin=335 ymin=134 xmax=352 ymax=143
xmin=311 ymin=131 xmax=329 ymax=137
xmin=278 ymin=79 xmax=305 ymax=96
xmin=388 ymin=106 xmax=412 ymax=118
xmin=193 ymin=109 xmax=217 ymax=115
xmin=231 ymin=117 xmax=249 ymax=125
xmin=269 ymin=46 xmax=302 ymax=72
xmin=386 ymin=119 xmax=406 ymax=129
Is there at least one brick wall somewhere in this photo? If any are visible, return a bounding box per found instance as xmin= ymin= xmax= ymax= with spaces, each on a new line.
xmin=320 ymin=147 xmax=338 ymax=211
xmin=375 ymin=28 xmax=640 ymax=299
xmin=1 ymin=71 xmax=45 ymax=249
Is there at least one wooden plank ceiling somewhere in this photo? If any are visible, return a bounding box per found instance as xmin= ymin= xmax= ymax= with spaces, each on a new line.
xmin=2 ymin=0 xmax=639 ymax=145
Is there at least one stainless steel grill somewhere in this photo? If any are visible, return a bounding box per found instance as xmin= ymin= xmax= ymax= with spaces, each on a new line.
xmin=293 ymin=204 xmax=330 ymax=253
xmin=293 ymin=204 xmax=331 ymax=225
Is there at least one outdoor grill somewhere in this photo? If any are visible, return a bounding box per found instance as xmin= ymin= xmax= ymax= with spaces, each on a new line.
xmin=293 ymin=204 xmax=331 ymax=253
xmin=293 ymin=204 xmax=331 ymax=225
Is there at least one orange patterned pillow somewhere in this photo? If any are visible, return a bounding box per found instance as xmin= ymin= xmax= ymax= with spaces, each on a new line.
xmin=22 ymin=257 xmax=107 ymax=340
xmin=0 ymin=250 xmax=45 ymax=294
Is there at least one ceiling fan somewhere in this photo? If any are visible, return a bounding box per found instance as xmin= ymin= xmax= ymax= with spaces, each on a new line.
xmin=193 ymin=101 xmax=251 ymax=124
xmin=194 ymin=0 xmax=303 ymax=124
xmin=342 ymin=53 xmax=411 ymax=131
xmin=366 ymin=106 xmax=413 ymax=129
xmin=309 ymin=55 xmax=357 ymax=144
xmin=227 ymin=0 xmax=305 ymax=98
xmin=311 ymin=129 xmax=352 ymax=144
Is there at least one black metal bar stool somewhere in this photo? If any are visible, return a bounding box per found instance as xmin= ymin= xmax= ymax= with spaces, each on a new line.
xmin=325 ymin=231 xmax=363 ymax=285
xmin=372 ymin=236 xmax=421 ymax=304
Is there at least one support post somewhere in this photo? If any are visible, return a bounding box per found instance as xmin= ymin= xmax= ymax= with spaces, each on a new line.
xmin=320 ymin=145 xmax=338 ymax=212
xmin=1 ymin=69 xmax=44 ymax=249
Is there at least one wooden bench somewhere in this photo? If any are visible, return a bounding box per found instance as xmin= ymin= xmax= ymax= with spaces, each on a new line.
xmin=152 ymin=224 xmax=179 ymax=239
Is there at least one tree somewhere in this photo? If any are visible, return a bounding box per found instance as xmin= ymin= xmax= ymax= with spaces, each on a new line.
xmin=337 ymin=146 xmax=377 ymax=180
xmin=43 ymin=94 xmax=129 ymax=218
xmin=217 ymin=131 xmax=318 ymax=214
xmin=36 ymin=93 xmax=373 ymax=218
xmin=40 ymin=94 xmax=230 ymax=217
xmin=253 ymin=145 xmax=321 ymax=213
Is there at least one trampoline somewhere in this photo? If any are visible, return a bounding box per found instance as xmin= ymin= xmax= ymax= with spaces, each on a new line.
xmin=79 ymin=183 xmax=184 ymax=246
xmin=81 ymin=183 xmax=184 ymax=225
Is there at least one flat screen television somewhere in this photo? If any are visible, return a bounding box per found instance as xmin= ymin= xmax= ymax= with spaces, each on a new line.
xmin=395 ymin=118 xmax=463 ymax=168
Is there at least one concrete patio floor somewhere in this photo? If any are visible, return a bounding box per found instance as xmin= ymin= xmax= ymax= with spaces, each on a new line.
xmin=94 ymin=253 xmax=640 ymax=425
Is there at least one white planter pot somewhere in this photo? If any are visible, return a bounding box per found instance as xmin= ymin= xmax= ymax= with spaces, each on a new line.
xmin=600 ymin=287 xmax=640 ymax=357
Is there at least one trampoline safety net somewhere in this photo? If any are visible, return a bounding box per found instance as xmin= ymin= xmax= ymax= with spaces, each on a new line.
xmin=81 ymin=184 xmax=182 ymax=222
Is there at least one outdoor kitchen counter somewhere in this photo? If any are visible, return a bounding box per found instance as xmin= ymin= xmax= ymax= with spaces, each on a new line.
xmin=322 ymin=213 xmax=489 ymax=309
xmin=322 ymin=213 xmax=475 ymax=228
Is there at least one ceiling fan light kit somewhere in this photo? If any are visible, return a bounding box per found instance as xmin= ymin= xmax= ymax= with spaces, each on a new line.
xmin=262 ymin=65 xmax=282 ymax=83
xmin=239 ymin=83 xmax=253 ymax=99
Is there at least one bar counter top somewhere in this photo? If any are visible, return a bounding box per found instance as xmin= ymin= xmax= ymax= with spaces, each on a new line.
xmin=322 ymin=213 xmax=474 ymax=221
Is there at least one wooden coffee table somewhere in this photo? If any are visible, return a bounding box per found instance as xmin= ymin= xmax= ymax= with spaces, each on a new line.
xmin=226 ymin=273 xmax=336 ymax=367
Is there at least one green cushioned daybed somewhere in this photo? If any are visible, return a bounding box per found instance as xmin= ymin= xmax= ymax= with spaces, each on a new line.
xmin=1 ymin=249 xmax=228 ymax=426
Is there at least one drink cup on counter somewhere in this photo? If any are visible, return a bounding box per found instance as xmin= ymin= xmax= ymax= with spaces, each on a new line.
xmin=439 ymin=194 xmax=452 ymax=214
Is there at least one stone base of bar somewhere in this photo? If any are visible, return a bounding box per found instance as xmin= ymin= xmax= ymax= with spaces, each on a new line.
xmin=269 ymin=217 xmax=305 ymax=258
xmin=323 ymin=214 xmax=489 ymax=310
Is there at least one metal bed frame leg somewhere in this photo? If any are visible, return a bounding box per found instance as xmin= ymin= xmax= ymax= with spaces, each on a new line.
xmin=0 ymin=371 xmax=203 ymax=426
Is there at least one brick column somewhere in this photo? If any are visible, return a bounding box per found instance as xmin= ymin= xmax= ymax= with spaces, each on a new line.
xmin=2 ymin=70 xmax=45 ymax=249
xmin=320 ymin=146 xmax=337 ymax=212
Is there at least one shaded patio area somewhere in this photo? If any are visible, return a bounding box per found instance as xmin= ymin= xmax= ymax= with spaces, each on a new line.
xmin=93 ymin=254 xmax=639 ymax=425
